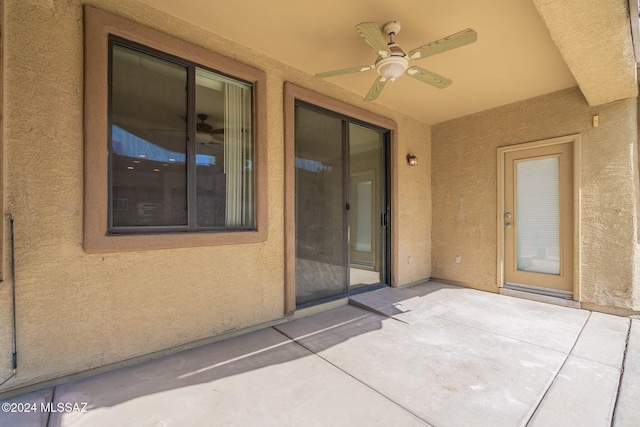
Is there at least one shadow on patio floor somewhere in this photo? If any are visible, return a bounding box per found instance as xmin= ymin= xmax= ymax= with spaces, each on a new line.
xmin=2 ymin=280 xmax=639 ymax=427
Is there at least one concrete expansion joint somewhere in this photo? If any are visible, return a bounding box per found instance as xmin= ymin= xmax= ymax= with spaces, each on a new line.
xmin=525 ymin=311 xmax=592 ymax=425
xmin=44 ymin=386 xmax=56 ymax=427
xmin=610 ymin=319 xmax=633 ymax=424
xmin=271 ymin=326 xmax=432 ymax=425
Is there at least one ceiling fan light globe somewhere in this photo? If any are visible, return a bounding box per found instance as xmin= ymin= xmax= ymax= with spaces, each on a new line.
xmin=375 ymin=56 xmax=408 ymax=80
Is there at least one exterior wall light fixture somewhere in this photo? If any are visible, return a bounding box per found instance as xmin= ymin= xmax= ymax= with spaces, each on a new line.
xmin=407 ymin=154 xmax=418 ymax=166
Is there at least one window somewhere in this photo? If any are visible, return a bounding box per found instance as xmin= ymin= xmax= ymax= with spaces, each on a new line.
xmin=84 ymin=7 xmax=266 ymax=253
xmin=109 ymin=39 xmax=253 ymax=232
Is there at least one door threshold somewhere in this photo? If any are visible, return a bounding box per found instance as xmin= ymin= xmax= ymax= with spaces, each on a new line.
xmin=500 ymin=286 xmax=580 ymax=309
xmin=291 ymin=297 xmax=349 ymax=320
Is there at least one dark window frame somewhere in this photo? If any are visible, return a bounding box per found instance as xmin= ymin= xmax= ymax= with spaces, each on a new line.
xmin=107 ymin=36 xmax=255 ymax=234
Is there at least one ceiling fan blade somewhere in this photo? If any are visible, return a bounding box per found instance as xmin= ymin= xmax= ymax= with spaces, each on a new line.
xmin=356 ymin=22 xmax=391 ymax=57
xmin=406 ymin=66 xmax=452 ymax=89
xmin=364 ymin=76 xmax=387 ymax=101
xmin=316 ymin=65 xmax=373 ymax=78
xmin=408 ymin=28 xmax=477 ymax=60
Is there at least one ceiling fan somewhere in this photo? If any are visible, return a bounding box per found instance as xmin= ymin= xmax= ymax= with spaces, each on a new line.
xmin=316 ymin=21 xmax=477 ymax=101
xmin=197 ymin=114 xmax=224 ymax=135
xmin=196 ymin=114 xmax=224 ymax=145
xmin=147 ymin=114 xmax=224 ymax=145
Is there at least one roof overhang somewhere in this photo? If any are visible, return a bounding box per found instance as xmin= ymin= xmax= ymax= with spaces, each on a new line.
xmin=532 ymin=0 xmax=638 ymax=106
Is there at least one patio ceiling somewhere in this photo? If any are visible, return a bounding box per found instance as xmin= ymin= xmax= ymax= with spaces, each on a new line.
xmin=138 ymin=0 xmax=637 ymax=125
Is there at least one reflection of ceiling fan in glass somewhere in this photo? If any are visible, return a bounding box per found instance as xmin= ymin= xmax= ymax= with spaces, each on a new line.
xmin=316 ymin=21 xmax=477 ymax=101
xmin=146 ymin=114 xmax=225 ymax=146
xmin=196 ymin=114 xmax=224 ymax=145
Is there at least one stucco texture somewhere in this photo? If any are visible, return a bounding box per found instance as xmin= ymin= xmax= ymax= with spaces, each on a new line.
xmin=0 ymin=0 xmax=431 ymax=391
xmin=432 ymin=86 xmax=640 ymax=311
xmin=532 ymin=0 xmax=638 ymax=106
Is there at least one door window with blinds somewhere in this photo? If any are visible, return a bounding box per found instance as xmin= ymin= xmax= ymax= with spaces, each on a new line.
xmin=515 ymin=156 xmax=561 ymax=274
xmin=109 ymin=37 xmax=254 ymax=233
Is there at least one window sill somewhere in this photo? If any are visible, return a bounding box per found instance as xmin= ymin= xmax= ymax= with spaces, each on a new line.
xmin=84 ymin=228 xmax=267 ymax=254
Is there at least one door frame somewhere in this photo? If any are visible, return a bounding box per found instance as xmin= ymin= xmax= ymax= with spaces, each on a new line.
xmin=496 ymin=134 xmax=581 ymax=300
xmin=350 ymin=168 xmax=378 ymax=270
xmin=283 ymin=83 xmax=398 ymax=315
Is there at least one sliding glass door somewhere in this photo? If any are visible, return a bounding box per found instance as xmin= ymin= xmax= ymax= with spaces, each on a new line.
xmin=294 ymin=103 xmax=389 ymax=307
xmin=294 ymin=106 xmax=347 ymax=305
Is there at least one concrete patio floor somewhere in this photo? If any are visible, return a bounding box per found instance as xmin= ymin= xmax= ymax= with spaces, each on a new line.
xmin=1 ymin=281 xmax=639 ymax=426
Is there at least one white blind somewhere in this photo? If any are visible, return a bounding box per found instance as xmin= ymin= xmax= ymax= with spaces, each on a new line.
xmin=515 ymin=156 xmax=560 ymax=275
xmin=224 ymin=83 xmax=253 ymax=227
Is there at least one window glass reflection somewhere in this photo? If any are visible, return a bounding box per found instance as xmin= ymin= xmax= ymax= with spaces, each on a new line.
xmin=194 ymin=68 xmax=253 ymax=227
xmin=110 ymin=45 xmax=187 ymax=227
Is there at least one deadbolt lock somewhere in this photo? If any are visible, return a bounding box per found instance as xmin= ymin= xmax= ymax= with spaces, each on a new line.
xmin=505 ymin=212 xmax=512 ymax=218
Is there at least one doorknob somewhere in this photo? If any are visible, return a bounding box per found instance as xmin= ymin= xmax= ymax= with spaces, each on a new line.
xmin=505 ymin=222 xmax=512 ymax=228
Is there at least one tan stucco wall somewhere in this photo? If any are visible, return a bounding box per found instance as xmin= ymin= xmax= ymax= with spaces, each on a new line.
xmin=396 ymin=122 xmax=432 ymax=285
xmin=0 ymin=0 xmax=431 ymax=391
xmin=432 ymin=86 xmax=640 ymax=311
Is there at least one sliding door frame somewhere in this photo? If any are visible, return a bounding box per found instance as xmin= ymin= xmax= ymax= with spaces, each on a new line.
xmin=284 ymin=83 xmax=398 ymax=315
